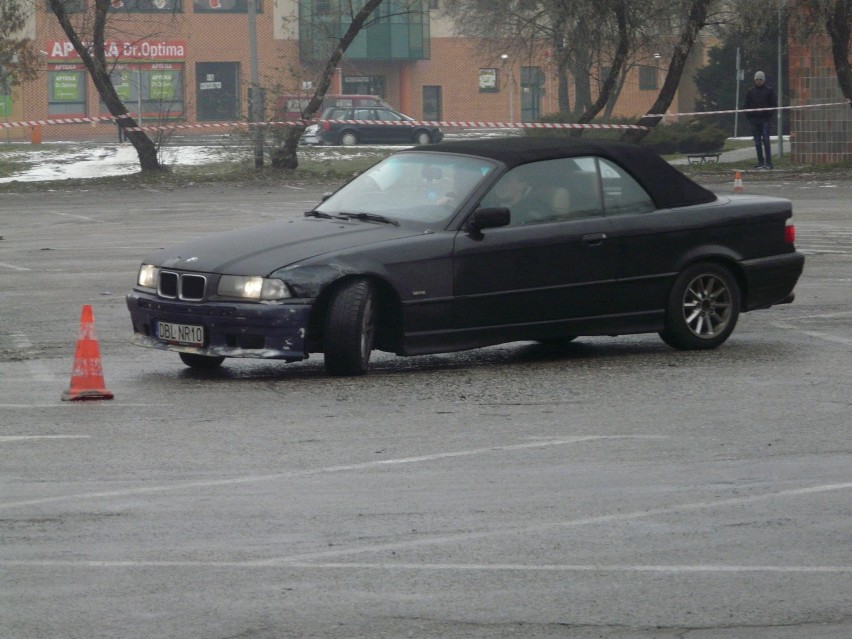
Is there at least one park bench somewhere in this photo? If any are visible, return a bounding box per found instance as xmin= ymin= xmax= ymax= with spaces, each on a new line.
xmin=686 ymin=152 xmax=721 ymax=164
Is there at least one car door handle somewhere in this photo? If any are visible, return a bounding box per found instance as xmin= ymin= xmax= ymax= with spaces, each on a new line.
xmin=582 ymin=233 xmax=607 ymax=245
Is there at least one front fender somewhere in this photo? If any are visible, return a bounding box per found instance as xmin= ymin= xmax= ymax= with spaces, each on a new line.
xmin=272 ymin=263 xmax=356 ymax=299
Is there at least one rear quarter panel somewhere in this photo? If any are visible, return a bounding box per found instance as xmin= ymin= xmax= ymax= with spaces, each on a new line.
xmin=609 ymin=194 xmax=794 ymax=313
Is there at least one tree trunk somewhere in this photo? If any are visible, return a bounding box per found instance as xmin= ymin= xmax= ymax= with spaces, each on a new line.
xmin=48 ymin=0 xmax=161 ymax=171
xmin=271 ymin=0 xmax=387 ymax=169
xmin=621 ymin=0 xmax=713 ymax=144
xmin=571 ymin=1 xmax=630 ymax=136
xmin=825 ymin=0 xmax=852 ymax=103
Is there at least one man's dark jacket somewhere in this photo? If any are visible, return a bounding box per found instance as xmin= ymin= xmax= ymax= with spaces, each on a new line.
xmin=743 ymin=84 xmax=776 ymax=123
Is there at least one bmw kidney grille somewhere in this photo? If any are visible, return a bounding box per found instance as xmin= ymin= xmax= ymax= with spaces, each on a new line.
xmin=158 ymin=271 xmax=207 ymax=301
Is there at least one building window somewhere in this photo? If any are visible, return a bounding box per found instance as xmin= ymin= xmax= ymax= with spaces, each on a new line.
xmin=99 ymin=65 xmax=185 ymax=119
xmin=48 ymin=69 xmax=87 ymax=115
xmin=0 ymin=85 xmax=11 ymax=120
xmin=423 ymin=85 xmax=441 ymax=120
xmin=638 ymin=65 xmax=657 ymax=90
xmin=342 ymin=75 xmax=385 ymax=97
xmin=300 ymin=0 xmax=429 ymax=61
xmin=44 ymin=0 xmax=86 ymax=13
xmin=193 ymin=0 xmax=261 ymax=13
xmin=108 ymin=0 xmax=182 ymax=11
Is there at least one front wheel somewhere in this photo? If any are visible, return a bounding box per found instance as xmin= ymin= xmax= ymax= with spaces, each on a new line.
xmin=659 ymin=262 xmax=741 ymax=350
xmin=324 ymin=278 xmax=377 ymax=376
xmin=179 ymin=352 xmax=225 ymax=369
xmin=414 ymin=130 xmax=432 ymax=145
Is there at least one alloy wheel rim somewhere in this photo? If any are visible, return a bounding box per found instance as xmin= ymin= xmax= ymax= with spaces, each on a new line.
xmin=682 ymin=274 xmax=732 ymax=338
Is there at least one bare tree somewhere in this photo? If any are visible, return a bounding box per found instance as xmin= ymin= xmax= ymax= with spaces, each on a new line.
xmin=48 ymin=0 xmax=162 ymax=171
xmin=621 ymin=0 xmax=715 ymax=143
xmin=441 ymin=0 xmax=685 ymax=123
xmin=272 ymin=0 xmax=420 ymax=169
xmin=1 ymin=0 xmax=39 ymax=90
xmin=800 ymin=0 xmax=852 ymax=103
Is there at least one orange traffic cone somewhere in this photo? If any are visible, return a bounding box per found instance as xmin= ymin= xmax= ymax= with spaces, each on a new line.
xmin=733 ymin=170 xmax=743 ymax=192
xmin=61 ymin=305 xmax=114 ymax=401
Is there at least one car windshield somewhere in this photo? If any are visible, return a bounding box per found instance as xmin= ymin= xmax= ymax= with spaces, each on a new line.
xmin=315 ymin=153 xmax=498 ymax=225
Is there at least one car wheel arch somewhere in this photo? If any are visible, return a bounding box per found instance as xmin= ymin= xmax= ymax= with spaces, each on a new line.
xmin=307 ymin=273 xmax=403 ymax=353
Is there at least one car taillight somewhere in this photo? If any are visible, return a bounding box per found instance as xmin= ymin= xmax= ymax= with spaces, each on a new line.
xmin=784 ymin=220 xmax=796 ymax=244
xmin=322 ymin=121 xmax=331 ymax=131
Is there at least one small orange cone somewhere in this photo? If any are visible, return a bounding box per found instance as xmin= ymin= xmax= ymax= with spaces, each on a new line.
xmin=61 ymin=305 xmax=114 ymax=401
xmin=733 ymin=170 xmax=743 ymax=192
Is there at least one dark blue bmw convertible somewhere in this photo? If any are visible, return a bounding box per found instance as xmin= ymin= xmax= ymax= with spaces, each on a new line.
xmin=127 ymin=137 xmax=804 ymax=375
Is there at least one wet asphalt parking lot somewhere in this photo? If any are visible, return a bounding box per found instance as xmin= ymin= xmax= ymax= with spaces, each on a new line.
xmin=1 ymin=172 xmax=851 ymax=638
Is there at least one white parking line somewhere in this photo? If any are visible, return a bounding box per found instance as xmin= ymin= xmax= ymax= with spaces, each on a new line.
xmin=0 ymin=404 xmax=163 ymax=408
xmin=264 ymin=482 xmax=852 ymax=565
xmin=47 ymin=211 xmax=108 ymax=223
xmin=3 ymin=483 xmax=850 ymax=571
xmin=0 ymin=261 xmax=31 ymax=271
xmin=0 ymin=436 xmax=659 ymax=510
xmin=1 ymin=560 xmax=849 ymax=573
xmin=772 ymin=321 xmax=852 ymax=347
xmin=282 ymin=562 xmax=852 ymax=574
xmin=0 ymin=435 xmax=91 ymax=442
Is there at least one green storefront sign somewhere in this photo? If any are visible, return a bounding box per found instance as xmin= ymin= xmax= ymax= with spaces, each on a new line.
xmin=53 ymin=74 xmax=80 ymax=101
xmin=114 ymin=72 xmax=132 ymax=101
xmin=150 ymin=72 xmax=175 ymax=101
xmin=0 ymin=93 xmax=11 ymax=118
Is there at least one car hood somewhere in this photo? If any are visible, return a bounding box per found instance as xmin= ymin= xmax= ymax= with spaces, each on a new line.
xmin=144 ymin=217 xmax=423 ymax=275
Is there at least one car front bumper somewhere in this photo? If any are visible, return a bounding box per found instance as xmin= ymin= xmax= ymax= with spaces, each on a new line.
xmin=126 ymin=292 xmax=311 ymax=361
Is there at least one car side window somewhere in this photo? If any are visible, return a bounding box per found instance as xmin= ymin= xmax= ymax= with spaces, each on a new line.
xmin=598 ymin=158 xmax=655 ymax=216
xmin=326 ymin=108 xmax=348 ymax=120
xmin=479 ymin=158 xmax=607 ymax=226
xmin=376 ymin=109 xmax=403 ymax=122
xmin=354 ymin=108 xmax=373 ymax=119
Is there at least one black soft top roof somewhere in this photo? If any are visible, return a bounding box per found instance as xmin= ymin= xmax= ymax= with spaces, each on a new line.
xmin=413 ymin=137 xmax=717 ymax=209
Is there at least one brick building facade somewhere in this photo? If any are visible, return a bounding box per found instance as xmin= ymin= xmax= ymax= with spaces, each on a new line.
xmin=7 ymin=1 xmax=706 ymax=143
xmin=788 ymin=30 xmax=852 ymax=164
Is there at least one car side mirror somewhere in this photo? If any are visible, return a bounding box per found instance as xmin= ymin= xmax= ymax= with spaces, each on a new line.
xmin=468 ymin=207 xmax=510 ymax=231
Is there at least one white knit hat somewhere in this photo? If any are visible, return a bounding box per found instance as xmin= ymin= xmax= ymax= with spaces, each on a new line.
xmin=754 ymin=71 xmax=766 ymax=81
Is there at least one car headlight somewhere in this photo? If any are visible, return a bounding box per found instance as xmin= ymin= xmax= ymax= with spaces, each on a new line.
xmin=137 ymin=264 xmax=159 ymax=289
xmin=218 ymin=275 xmax=292 ymax=300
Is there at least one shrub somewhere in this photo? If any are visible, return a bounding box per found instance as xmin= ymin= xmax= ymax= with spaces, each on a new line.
xmin=527 ymin=113 xmax=727 ymax=154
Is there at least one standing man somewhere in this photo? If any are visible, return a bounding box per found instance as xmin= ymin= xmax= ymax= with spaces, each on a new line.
xmin=743 ymin=70 xmax=777 ymax=169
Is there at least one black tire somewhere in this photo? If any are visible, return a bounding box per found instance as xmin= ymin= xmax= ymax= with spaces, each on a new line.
xmin=324 ymin=278 xmax=377 ymax=376
xmin=339 ymin=130 xmax=358 ymax=146
xmin=659 ymin=262 xmax=741 ymax=350
xmin=536 ymin=336 xmax=578 ymax=345
xmin=179 ymin=352 xmax=225 ymax=369
xmin=414 ymin=130 xmax=432 ymax=145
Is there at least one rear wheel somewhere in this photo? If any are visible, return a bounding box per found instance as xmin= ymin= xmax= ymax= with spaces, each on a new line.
xmin=414 ymin=130 xmax=432 ymax=145
xmin=324 ymin=278 xmax=377 ymax=376
xmin=339 ymin=131 xmax=358 ymax=146
xmin=659 ymin=262 xmax=740 ymax=350
xmin=179 ymin=352 xmax=225 ymax=369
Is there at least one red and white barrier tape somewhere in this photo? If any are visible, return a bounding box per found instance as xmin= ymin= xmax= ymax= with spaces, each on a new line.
xmin=647 ymin=100 xmax=851 ymax=118
xmin=0 ymin=115 xmax=648 ymax=132
xmin=2 ymin=100 xmax=849 ymax=133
